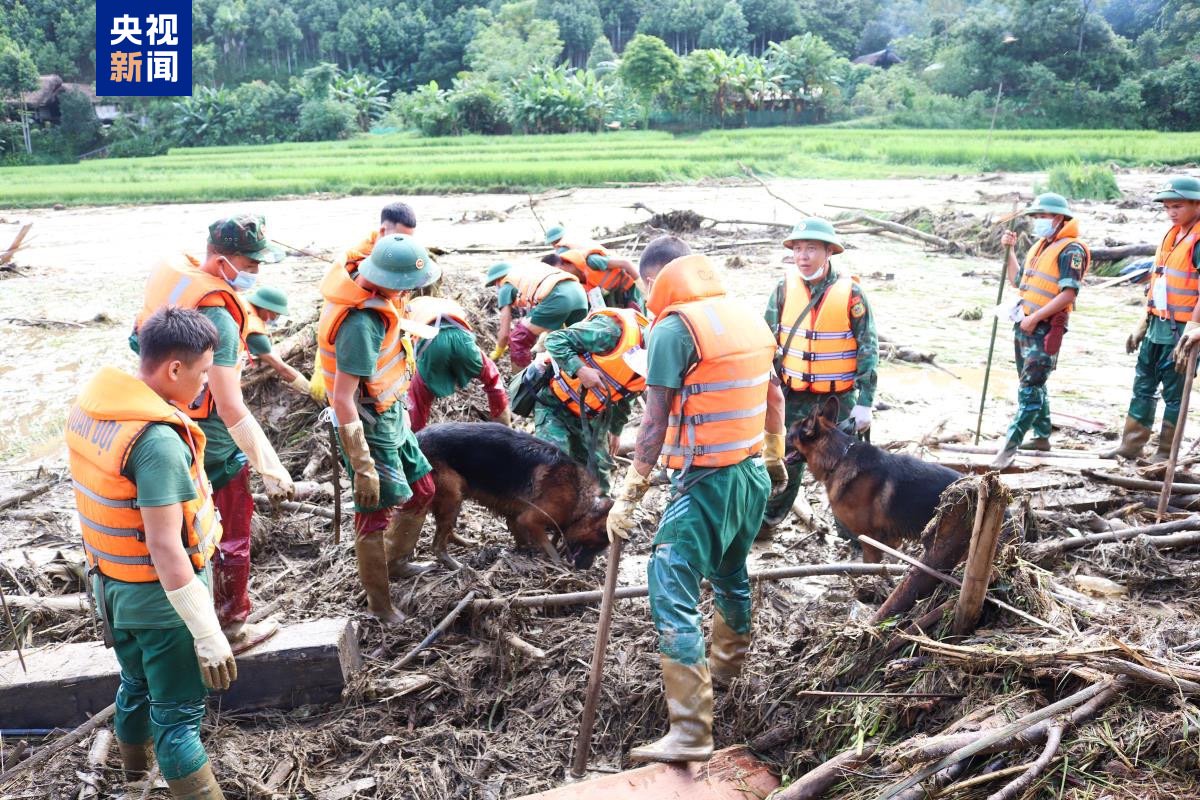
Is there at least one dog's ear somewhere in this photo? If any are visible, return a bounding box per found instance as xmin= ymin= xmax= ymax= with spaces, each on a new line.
xmin=820 ymin=395 xmax=840 ymax=426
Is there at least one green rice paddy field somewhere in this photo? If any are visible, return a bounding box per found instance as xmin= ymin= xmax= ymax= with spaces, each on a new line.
xmin=2 ymin=128 xmax=1198 ymax=207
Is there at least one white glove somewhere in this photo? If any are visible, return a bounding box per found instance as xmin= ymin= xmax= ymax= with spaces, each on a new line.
xmin=606 ymin=467 xmax=651 ymax=543
xmin=164 ymin=576 xmax=237 ymax=691
xmin=287 ymin=373 xmax=311 ymax=397
xmin=228 ymin=413 xmax=294 ymax=505
xmin=850 ymin=404 xmax=872 ymax=432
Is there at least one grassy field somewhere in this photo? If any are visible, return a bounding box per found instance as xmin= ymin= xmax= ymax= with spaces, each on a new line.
xmin=2 ymin=127 xmax=1198 ymax=207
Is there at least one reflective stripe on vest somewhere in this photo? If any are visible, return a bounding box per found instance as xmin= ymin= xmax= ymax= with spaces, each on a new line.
xmin=1148 ymin=221 xmax=1200 ymax=322
xmin=658 ymin=298 xmax=777 ymax=473
xmin=502 ymin=263 xmax=579 ymax=308
xmin=1019 ymin=221 xmax=1089 ymax=316
xmin=316 ymin=264 xmax=412 ymax=414
xmin=559 ymin=248 xmax=632 ymax=293
xmin=65 ymin=368 xmax=221 ymax=583
xmin=549 ymin=308 xmax=648 ymax=417
xmin=777 ymin=273 xmax=858 ymax=394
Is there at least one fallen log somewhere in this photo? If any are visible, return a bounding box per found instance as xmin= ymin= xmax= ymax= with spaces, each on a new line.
xmin=768 ymin=743 xmax=877 ymax=800
xmin=1090 ymin=242 xmax=1155 ymax=262
xmin=1022 ymin=515 xmax=1200 ymax=559
xmin=469 ymin=563 xmax=906 ymax=611
xmin=3 ymin=593 xmax=89 ymax=613
xmin=252 ymin=493 xmax=336 ymax=519
xmin=1083 ymin=470 xmax=1200 ymax=495
xmin=952 ymin=473 xmax=1009 ymax=635
xmin=0 ymin=481 xmax=57 ymax=511
xmin=840 ymin=213 xmax=956 ymax=250
xmin=938 ymin=443 xmax=1100 ymax=460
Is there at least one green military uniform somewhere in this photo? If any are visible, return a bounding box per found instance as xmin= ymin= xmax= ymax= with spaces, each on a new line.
xmin=1004 ymin=244 xmax=1085 ymax=446
xmin=92 ymin=426 xmax=212 ymax=782
xmin=572 ymin=251 xmax=644 ymax=310
xmin=498 ymin=280 xmax=589 ymax=329
xmin=761 ymin=268 xmax=878 ymax=525
xmin=333 ymin=307 xmax=431 ymax=512
xmin=534 ymin=314 xmax=637 ymax=493
xmin=415 ymin=327 xmax=483 ymax=397
xmin=645 ymin=315 xmax=770 ymax=664
xmin=130 ymin=307 xmax=247 ymax=490
xmin=1130 ymin=246 xmax=1200 ymax=429
xmin=246 ymin=330 xmax=272 ymax=358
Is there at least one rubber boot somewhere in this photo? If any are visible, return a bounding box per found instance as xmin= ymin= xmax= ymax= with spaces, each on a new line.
xmin=355 ymin=532 xmax=403 ymax=626
xmin=118 ymin=740 xmax=153 ymax=780
xmin=1103 ymin=416 xmax=1153 ymax=460
xmin=1018 ymin=437 xmax=1051 ymax=452
xmin=1151 ymin=419 xmax=1177 ymax=463
xmin=384 ymin=510 xmax=438 ymax=576
xmin=708 ymin=612 xmax=751 ymax=688
xmin=629 ymin=657 xmax=714 ymax=763
xmin=990 ymin=439 xmax=1020 ymax=470
xmin=166 ymin=762 xmax=225 ymax=799
xmin=221 ymin=619 xmax=279 ymax=655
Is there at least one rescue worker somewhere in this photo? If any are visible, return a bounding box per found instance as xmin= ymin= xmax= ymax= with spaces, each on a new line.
xmin=244 ymin=286 xmax=311 ymax=396
xmin=541 ymin=250 xmax=643 ymax=310
xmin=605 ymin=235 xmax=788 ymax=763
xmin=402 ymin=292 xmax=511 ymax=431
xmin=1110 ymin=176 xmax=1200 ymax=460
xmin=760 ymin=218 xmax=878 ymax=535
xmin=317 ymin=234 xmax=440 ymax=625
xmin=131 ymin=214 xmax=292 ymax=653
xmin=484 ymin=261 xmax=588 ymax=369
xmin=534 ymin=306 xmax=650 ymax=493
xmin=68 ymin=307 xmax=236 ymax=798
xmin=992 ymin=193 xmax=1089 ymax=468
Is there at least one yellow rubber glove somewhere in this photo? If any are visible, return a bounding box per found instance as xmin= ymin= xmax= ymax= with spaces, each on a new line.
xmin=338 ymin=420 xmax=379 ymax=509
xmin=309 ymin=371 xmax=327 ymax=404
xmin=606 ymin=466 xmax=652 ymax=542
xmin=763 ymin=432 xmax=789 ymax=498
xmin=490 ymin=343 xmax=508 ymax=361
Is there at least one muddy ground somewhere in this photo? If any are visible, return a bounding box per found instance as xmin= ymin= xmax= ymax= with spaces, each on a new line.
xmin=1 ymin=170 xmax=1196 ymax=799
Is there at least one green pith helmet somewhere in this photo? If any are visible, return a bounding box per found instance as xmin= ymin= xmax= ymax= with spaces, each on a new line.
xmin=486 ymin=262 xmax=512 ymax=286
xmin=359 ymin=234 xmax=440 ymax=291
xmin=544 ymin=225 xmax=566 ymax=245
xmin=1026 ymin=192 xmax=1073 ymax=219
xmin=207 ymin=213 xmax=286 ymax=263
xmin=246 ymin=286 xmax=288 ymax=315
xmin=782 ymin=217 xmax=844 ymax=254
xmin=1155 ymin=176 xmax=1200 ymax=202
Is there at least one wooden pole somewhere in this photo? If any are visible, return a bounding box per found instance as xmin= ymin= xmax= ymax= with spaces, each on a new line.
xmin=326 ymin=420 xmax=343 ymax=545
xmin=1157 ymin=349 xmax=1198 ymax=522
xmin=975 ymin=199 xmax=1020 ymax=445
xmin=951 ymin=474 xmax=1008 ymax=635
xmin=570 ymin=538 xmax=623 ymax=779
xmin=0 ymin=584 xmax=25 ymax=673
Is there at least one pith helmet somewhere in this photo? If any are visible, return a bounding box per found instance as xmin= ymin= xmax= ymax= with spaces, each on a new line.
xmin=1155 ymin=176 xmax=1200 ymax=202
xmin=246 ymin=286 xmax=288 ymax=315
xmin=1026 ymin=192 xmax=1073 ymax=219
xmin=359 ymin=234 xmax=440 ymax=291
xmin=486 ymin=262 xmax=512 ymax=286
xmin=783 ymin=218 xmax=844 ymax=254
xmin=544 ymin=225 xmax=566 ymax=245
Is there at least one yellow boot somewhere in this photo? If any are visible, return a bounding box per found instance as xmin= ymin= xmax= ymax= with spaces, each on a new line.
xmin=355 ymin=532 xmax=403 ymax=626
xmin=166 ymin=762 xmax=225 ymax=799
xmin=1103 ymin=416 xmax=1152 ymax=459
xmin=708 ymin=612 xmax=751 ymax=688
xmin=629 ymin=656 xmax=714 ymax=763
xmin=384 ymin=509 xmax=438 ymax=576
xmin=117 ymin=739 xmax=153 ymax=781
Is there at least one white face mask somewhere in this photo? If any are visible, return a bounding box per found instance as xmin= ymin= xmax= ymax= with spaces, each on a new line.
xmin=219 ymin=257 xmax=257 ymax=291
xmin=798 ymin=262 xmax=828 ymax=282
xmin=1032 ymin=218 xmax=1056 ymax=239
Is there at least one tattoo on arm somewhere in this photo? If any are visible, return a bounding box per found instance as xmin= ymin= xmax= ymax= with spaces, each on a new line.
xmin=634 ymin=386 xmax=675 ymax=473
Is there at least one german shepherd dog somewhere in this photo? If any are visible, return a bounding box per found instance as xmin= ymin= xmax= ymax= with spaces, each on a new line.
xmin=416 ymin=422 xmax=613 ymax=570
xmin=786 ymin=396 xmax=962 ymax=563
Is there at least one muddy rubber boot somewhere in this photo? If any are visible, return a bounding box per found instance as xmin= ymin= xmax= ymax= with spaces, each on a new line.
xmin=1103 ymin=416 xmax=1153 ymax=460
xmin=629 ymin=657 xmax=714 ymax=763
xmin=1151 ymin=419 xmax=1178 ymax=463
xmin=221 ymin=619 xmax=279 ymax=655
xmin=990 ymin=439 xmax=1020 ymax=470
xmin=708 ymin=613 xmax=751 ymax=688
xmin=384 ymin=510 xmax=436 ymax=577
xmin=1018 ymin=437 xmax=1051 ymax=452
xmin=117 ymin=740 xmax=153 ymax=781
xmin=355 ymin=532 xmax=403 ymax=626
xmin=166 ymin=762 xmax=225 ymax=799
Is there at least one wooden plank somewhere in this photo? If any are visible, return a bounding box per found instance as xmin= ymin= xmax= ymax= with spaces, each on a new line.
xmin=0 ymin=618 xmax=360 ymax=729
xmin=513 ymin=746 xmax=778 ymax=800
xmin=999 ymin=472 xmax=1084 ymax=493
xmin=0 ymin=223 xmax=32 ymax=266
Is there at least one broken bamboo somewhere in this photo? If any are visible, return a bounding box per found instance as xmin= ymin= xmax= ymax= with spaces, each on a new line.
xmin=1083 ymin=470 xmax=1200 ymax=495
xmin=391 ymin=591 xmax=477 ymax=671
xmin=768 ymin=742 xmax=878 ymax=800
xmin=1022 ymin=515 xmax=1200 ymax=559
xmin=985 ymin=723 xmax=1063 ymax=800
xmin=952 ymin=474 xmax=1008 ymax=635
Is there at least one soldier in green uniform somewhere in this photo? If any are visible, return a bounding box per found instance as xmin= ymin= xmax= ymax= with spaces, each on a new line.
xmin=243 ymin=286 xmax=310 ymax=396
xmin=760 ymin=219 xmax=878 ymax=535
xmin=991 ymin=193 xmax=1088 ymax=469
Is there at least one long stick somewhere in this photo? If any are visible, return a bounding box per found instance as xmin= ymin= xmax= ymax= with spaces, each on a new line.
xmin=0 ymin=584 xmax=25 ymax=673
xmin=391 ymin=591 xmax=476 ymax=671
xmin=0 ymin=704 xmax=115 ymax=785
xmin=327 ymin=420 xmax=343 ymax=545
xmin=1157 ymin=349 xmax=1198 ymax=522
xmin=975 ymin=199 xmax=1021 ymax=445
xmin=570 ymin=537 xmax=623 ymax=779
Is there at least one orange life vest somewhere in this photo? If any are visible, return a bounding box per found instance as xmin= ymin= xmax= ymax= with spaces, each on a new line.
xmin=66 ymin=368 xmax=221 ymax=583
xmin=316 ymin=264 xmax=413 ymax=414
xmin=405 ymin=296 xmax=473 ymax=333
xmin=776 ymin=272 xmax=858 ymax=394
xmin=1019 ymin=219 xmax=1089 ymax=315
xmin=648 ymin=255 xmax=776 ymax=473
xmin=343 ymin=229 xmax=381 ymax=272
xmin=133 ymin=254 xmax=250 ymax=420
xmin=501 ymin=263 xmax=579 ymax=309
xmin=549 ymin=308 xmax=649 ymax=417
xmin=559 ymin=246 xmax=633 ymax=293
xmin=1148 ymin=220 xmax=1200 ymax=322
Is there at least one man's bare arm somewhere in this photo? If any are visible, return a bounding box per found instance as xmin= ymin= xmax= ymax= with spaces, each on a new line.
xmin=633 ymin=386 xmax=675 ymax=476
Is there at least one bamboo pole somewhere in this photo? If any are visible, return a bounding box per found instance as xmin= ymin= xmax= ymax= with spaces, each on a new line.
xmin=975 ymin=199 xmax=1020 ymax=445
xmin=952 ymin=474 xmax=1008 ymax=635
xmin=1158 ymin=349 xmax=1198 ymax=522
